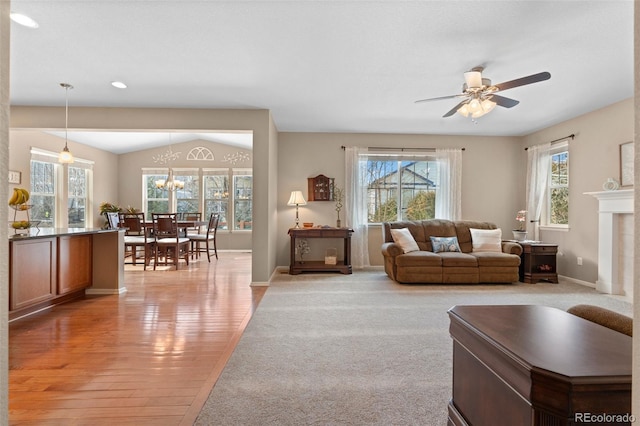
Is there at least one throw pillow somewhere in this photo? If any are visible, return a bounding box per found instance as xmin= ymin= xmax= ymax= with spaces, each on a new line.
xmin=469 ymin=228 xmax=502 ymax=253
xmin=430 ymin=236 xmax=461 ymax=253
xmin=390 ymin=228 xmax=420 ymax=253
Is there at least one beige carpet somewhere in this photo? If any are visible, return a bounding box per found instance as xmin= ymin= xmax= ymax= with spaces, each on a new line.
xmin=195 ymin=268 xmax=632 ymax=426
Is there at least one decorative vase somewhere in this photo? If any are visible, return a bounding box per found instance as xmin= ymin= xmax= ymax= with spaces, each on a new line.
xmin=602 ymin=177 xmax=620 ymax=191
xmin=512 ymin=230 xmax=527 ymax=241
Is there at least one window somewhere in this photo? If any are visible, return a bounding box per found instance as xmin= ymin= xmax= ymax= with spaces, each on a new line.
xmin=68 ymin=166 xmax=87 ymax=227
xmin=203 ymin=169 xmax=229 ymax=229
xmin=366 ymin=157 xmax=438 ymax=223
xmin=143 ymin=170 xmax=170 ymax=214
xmin=174 ymin=169 xmax=200 ymax=214
xmin=548 ymin=147 xmax=569 ymax=225
xmin=233 ymin=170 xmax=252 ymax=230
xmin=29 ymin=148 xmax=94 ymax=228
xmin=30 ymin=160 xmax=56 ymax=227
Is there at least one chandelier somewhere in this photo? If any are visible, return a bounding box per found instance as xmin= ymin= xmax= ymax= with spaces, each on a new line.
xmin=155 ymin=169 xmax=184 ymax=191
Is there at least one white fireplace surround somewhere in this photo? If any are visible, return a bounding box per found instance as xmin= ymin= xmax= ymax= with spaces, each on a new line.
xmin=586 ymin=189 xmax=633 ymax=295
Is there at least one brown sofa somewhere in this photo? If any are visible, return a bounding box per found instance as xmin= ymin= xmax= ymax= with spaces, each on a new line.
xmin=381 ymin=219 xmax=522 ymax=284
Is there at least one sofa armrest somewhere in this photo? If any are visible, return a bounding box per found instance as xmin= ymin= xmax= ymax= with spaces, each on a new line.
xmin=381 ymin=242 xmax=403 ymax=258
xmin=501 ymin=241 xmax=522 ymax=256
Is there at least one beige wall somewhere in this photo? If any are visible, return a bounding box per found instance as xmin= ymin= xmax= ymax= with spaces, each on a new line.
xmin=522 ymin=98 xmax=634 ymax=283
xmin=277 ymin=132 xmax=523 ymax=267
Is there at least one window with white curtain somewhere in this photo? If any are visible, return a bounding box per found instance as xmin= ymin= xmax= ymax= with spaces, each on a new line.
xmin=365 ymin=154 xmax=439 ymax=223
xmin=546 ymin=143 xmax=569 ymax=226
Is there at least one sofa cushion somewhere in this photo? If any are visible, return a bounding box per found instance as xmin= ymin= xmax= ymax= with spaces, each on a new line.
xmin=395 ymin=251 xmax=442 ymax=267
xmin=469 ymin=228 xmax=502 ymax=253
xmin=439 ymin=252 xmax=478 ymax=267
xmin=390 ymin=228 xmax=420 ymax=253
xmin=454 ymin=221 xmax=497 ymax=253
xmin=430 ymin=236 xmax=461 ymax=253
xmin=470 ymin=251 xmax=521 ymax=267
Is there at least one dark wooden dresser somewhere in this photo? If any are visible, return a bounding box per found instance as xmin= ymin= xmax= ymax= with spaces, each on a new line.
xmin=448 ymin=305 xmax=631 ymax=426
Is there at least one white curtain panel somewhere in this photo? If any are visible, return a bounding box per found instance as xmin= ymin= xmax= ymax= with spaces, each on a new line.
xmin=435 ymin=148 xmax=463 ymax=220
xmin=344 ymin=146 xmax=370 ymax=268
xmin=525 ymin=142 xmax=551 ymax=241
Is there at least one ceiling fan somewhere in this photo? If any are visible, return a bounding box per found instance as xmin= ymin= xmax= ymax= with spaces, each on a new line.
xmin=415 ymin=67 xmax=551 ymax=119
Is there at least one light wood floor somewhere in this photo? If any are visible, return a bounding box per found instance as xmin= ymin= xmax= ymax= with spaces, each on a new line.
xmin=9 ymin=252 xmax=265 ymax=426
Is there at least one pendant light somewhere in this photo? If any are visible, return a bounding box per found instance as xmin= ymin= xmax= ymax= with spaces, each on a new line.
xmin=59 ymin=83 xmax=74 ymax=164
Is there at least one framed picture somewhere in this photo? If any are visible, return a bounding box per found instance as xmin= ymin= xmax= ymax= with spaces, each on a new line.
xmin=619 ymin=142 xmax=634 ymax=187
xmin=8 ymin=170 xmax=21 ymax=184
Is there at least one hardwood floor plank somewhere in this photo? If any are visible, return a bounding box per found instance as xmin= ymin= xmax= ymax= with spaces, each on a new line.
xmin=9 ymin=252 xmax=264 ymax=425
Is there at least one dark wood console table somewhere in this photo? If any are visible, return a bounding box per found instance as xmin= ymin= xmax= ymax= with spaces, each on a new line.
xmin=288 ymin=227 xmax=353 ymax=274
xmin=448 ymin=305 xmax=631 ymax=426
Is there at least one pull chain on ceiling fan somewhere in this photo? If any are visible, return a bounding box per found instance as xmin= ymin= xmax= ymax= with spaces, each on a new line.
xmin=415 ymin=67 xmax=551 ymax=119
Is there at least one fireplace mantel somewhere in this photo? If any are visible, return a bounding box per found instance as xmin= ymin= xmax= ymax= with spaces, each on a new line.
xmin=585 ymin=189 xmax=633 ymax=294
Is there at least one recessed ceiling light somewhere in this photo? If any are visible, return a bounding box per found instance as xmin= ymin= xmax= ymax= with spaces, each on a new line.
xmin=111 ymin=81 xmax=128 ymax=89
xmin=10 ymin=12 xmax=39 ymax=29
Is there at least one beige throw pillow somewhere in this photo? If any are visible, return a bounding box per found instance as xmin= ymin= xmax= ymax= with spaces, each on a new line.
xmin=390 ymin=228 xmax=420 ymax=253
xmin=470 ymin=228 xmax=502 ymax=253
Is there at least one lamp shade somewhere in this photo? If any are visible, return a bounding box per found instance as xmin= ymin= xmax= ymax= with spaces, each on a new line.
xmin=287 ymin=190 xmax=307 ymax=206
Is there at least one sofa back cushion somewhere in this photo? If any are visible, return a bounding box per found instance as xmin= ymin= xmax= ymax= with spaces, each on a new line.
xmin=383 ymin=219 xmax=457 ymax=252
xmin=454 ymin=221 xmax=498 ymax=253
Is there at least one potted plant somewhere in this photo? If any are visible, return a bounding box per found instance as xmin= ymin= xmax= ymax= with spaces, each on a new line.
xmin=513 ymin=210 xmax=528 ymax=241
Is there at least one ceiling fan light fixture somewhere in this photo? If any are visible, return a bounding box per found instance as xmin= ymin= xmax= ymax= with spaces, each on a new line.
xmin=457 ymin=97 xmax=496 ymax=119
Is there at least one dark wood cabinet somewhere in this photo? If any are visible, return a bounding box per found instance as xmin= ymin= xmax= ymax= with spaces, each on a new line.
xmin=519 ymin=242 xmax=558 ymax=283
xmin=307 ymin=174 xmax=334 ymax=201
xmin=289 ymin=227 xmax=352 ymax=274
xmin=448 ymin=305 xmax=632 ymax=426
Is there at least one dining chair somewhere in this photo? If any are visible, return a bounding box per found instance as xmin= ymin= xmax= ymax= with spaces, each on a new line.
xmin=188 ymin=213 xmax=219 ymax=262
xmin=152 ymin=212 xmax=190 ymax=270
xmin=119 ymin=212 xmax=154 ymax=270
xmin=182 ymin=212 xmax=202 ymax=236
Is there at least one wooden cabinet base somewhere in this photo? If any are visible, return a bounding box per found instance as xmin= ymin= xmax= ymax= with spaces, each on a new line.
xmin=289 ymin=261 xmax=352 ymax=275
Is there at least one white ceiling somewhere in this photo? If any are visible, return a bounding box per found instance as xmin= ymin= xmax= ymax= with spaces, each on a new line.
xmin=8 ymin=0 xmax=634 ymax=154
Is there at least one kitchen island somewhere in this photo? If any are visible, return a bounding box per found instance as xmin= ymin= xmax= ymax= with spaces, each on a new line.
xmin=9 ymin=227 xmax=124 ymax=321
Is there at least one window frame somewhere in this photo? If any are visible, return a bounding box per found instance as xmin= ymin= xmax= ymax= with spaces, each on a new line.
xmin=542 ymin=141 xmax=569 ymax=229
xmin=364 ymin=153 xmax=439 ymax=224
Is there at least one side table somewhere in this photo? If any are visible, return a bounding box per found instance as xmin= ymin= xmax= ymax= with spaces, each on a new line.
xmin=519 ymin=242 xmax=558 ymax=283
xmin=288 ymin=227 xmax=353 ymax=274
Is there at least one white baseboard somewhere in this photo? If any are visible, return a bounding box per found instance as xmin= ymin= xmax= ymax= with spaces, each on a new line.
xmin=558 ymin=274 xmax=595 ymax=288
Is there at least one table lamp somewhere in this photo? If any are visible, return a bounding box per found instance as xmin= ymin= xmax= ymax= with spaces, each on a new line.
xmin=287 ymin=190 xmax=307 ymax=228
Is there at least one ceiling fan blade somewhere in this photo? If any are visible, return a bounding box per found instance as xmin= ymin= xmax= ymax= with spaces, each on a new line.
xmin=491 ymin=94 xmax=520 ymax=108
xmin=415 ymin=94 xmax=464 ymax=103
xmin=443 ymin=100 xmax=468 ymax=118
xmin=493 ymin=71 xmax=551 ymax=92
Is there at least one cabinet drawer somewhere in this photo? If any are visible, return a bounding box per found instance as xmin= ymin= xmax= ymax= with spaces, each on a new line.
xmin=530 ymin=245 xmax=557 ymax=253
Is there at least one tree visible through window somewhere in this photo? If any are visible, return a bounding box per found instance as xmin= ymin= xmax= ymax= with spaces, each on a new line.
xmin=30 ymin=160 xmax=56 ymax=228
xmin=366 ymin=158 xmax=438 ymax=223
xmin=549 ymin=150 xmax=569 ymax=225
